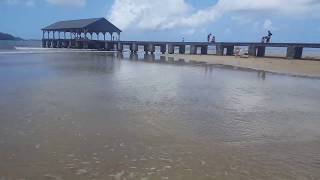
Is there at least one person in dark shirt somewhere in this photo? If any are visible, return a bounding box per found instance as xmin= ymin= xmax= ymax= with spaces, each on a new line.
xmin=266 ymin=30 xmax=273 ymax=43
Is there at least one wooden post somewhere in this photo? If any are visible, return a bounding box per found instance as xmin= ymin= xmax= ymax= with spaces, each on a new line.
xmin=168 ymin=44 xmax=174 ymax=54
xmin=42 ymin=31 xmax=46 ymax=47
xmin=130 ymin=43 xmax=138 ymax=53
xmin=248 ymin=45 xmax=257 ymax=57
xmin=148 ymin=44 xmax=155 ymax=54
xmin=190 ymin=45 xmax=197 ymax=55
xmin=216 ymin=45 xmax=224 ymax=56
xmin=160 ymin=44 xmax=166 ymax=54
xmin=144 ymin=45 xmax=148 ymax=53
xmin=179 ymin=45 xmax=185 ymax=54
xmin=257 ymin=46 xmax=266 ymax=57
xmin=286 ymin=46 xmax=303 ymax=59
xmin=226 ymin=46 xmax=234 ymax=56
xmin=109 ymin=32 xmax=113 ymax=41
xmin=201 ymin=45 xmax=208 ymax=55
xmin=118 ymin=43 xmax=123 ymax=52
xmin=47 ymin=31 xmax=50 ymax=39
xmin=103 ymin=32 xmax=106 ymax=41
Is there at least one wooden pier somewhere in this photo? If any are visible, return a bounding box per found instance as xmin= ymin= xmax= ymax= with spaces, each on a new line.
xmin=42 ymin=18 xmax=320 ymax=59
xmin=42 ymin=39 xmax=320 ymax=59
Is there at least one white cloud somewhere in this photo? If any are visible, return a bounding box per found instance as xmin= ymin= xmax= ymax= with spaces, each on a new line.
xmin=183 ymin=29 xmax=196 ymax=35
xmin=108 ymin=0 xmax=320 ymax=30
xmin=263 ymin=19 xmax=272 ymax=30
xmin=231 ymin=16 xmax=254 ymax=26
xmin=3 ymin=0 xmax=86 ymax=7
xmin=108 ymin=0 xmax=191 ymax=30
xmin=45 ymin=0 xmax=85 ymax=7
xmin=214 ymin=0 xmax=320 ymax=15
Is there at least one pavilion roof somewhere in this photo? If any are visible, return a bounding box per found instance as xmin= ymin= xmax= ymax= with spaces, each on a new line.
xmin=42 ymin=18 xmax=121 ymax=33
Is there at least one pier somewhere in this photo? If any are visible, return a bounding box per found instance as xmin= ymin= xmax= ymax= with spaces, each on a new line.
xmin=42 ymin=18 xmax=320 ymax=59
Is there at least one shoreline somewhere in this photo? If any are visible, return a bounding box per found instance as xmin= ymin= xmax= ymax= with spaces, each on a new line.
xmin=0 ymin=47 xmax=117 ymax=54
xmin=165 ymin=54 xmax=320 ymax=78
xmin=2 ymin=47 xmax=320 ymax=78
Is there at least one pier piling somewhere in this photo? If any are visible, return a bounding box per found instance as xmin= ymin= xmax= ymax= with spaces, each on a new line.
xmin=190 ymin=45 xmax=197 ymax=55
xmin=257 ymin=46 xmax=266 ymax=57
xmin=226 ymin=46 xmax=234 ymax=56
xmin=216 ymin=45 xmax=224 ymax=56
xmin=160 ymin=45 xmax=166 ymax=54
xmin=179 ymin=45 xmax=186 ymax=54
xmin=287 ymin=46 xmax=303 ymax=59
xmin=168 ymin=44 xmax=174 ymax=54
xmin=148 ymin=44 xmax=155 ymax=54
xmin=130 ymin=43 xmax=138 ymax=53
xmin=201 ymin=45 xmax=208 ymax=55
xmin=248 ymin=45 xmax=257 ymax=57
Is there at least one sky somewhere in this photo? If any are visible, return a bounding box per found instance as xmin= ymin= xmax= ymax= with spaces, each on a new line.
xmin=1 ymin=0 xmax=320 ymax=42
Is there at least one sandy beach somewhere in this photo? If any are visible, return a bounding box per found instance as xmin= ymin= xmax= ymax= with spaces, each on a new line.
xmin=165 ymin=54 xmax=320 ymax=78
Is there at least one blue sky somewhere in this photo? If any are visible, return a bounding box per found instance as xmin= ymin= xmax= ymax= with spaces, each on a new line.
xmin=1 ymin=0 xmax=320 ymax=42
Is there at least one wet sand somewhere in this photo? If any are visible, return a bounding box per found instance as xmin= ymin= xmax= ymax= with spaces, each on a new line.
xmin=165 ymin=54 xmax=320 ymax=78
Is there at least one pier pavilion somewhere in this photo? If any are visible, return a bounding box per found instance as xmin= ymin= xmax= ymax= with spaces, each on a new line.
xmin=42 ymin=17 xmax=121 ymax=49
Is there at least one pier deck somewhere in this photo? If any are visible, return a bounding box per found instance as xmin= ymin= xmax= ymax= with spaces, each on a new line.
xmin=42 ymin=39 xmax=320 ymax=59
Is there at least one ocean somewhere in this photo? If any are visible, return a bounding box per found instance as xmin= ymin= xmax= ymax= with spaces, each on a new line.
xmin=0 ymin=49 xmax=320 ymax=179
xmin=0 ymin=40 xmax=41 ymax=50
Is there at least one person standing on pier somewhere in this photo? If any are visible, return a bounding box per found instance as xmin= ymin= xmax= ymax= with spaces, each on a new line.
xmin=207 ymin=33 xmax=212 ymax=42
xmin=261 ymin=30 xmax=273 ymax=43
xmin=211 ymin=35 xmax=216 ymax=43
xmin=266 ymin=30 xmax=273 ymax=43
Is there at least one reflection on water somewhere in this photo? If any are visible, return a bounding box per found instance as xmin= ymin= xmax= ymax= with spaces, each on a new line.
xmin=122 ymin=52 xmax=208 ymax=66
xmin=257 ymin=71 xmax=266 ymax=80
xmin=0 ymin=51 xmax=320 ymax=180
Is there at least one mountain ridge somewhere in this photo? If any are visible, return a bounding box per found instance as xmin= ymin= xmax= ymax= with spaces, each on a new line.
xmin=0 ymin=32 xmax=23 ymax=40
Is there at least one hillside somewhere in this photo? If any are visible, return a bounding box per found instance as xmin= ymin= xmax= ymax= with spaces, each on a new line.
xmin=0 ymin=32 xmax=23 ymax=40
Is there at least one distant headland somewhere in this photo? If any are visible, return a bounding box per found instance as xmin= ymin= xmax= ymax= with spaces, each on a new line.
xmin=0 ymin=32 xmax=23 ymax=40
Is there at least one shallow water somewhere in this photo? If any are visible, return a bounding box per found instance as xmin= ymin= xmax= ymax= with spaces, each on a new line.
xmin=0 ymin=51 xmax=320 ymax=180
